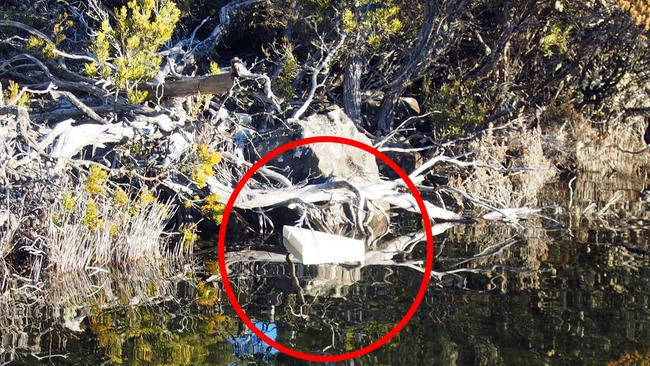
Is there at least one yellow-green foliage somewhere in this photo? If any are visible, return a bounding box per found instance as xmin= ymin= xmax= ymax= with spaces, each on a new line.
xmin=540 ymin=24 xmax=573 ymax=57
xmin=85 ymin=166 xmax=109 ymax=196
xmin=113 ymin=188 xmax=130 ymax=209
xmin=190 ymin=93 xmax=212 ymax=117
xmin=3 ymin=80 xmax=29 ymax=108
xmin=126 ymin=89 xmax=149 ymax=104
xmin=209 ymin=61 xmax=222 ymax=75
xmin=200 ymin=194 xmax=224 ymax=223
xmin=341 ymin=0 xmax=403 ymax=49
xmin=181 ymin=224 xmax=198 ymax=248
xmin=82 ymin=198 xmax=104 ymax=231
xmin=87 ymin=20 xmax=112 ymax=78
xmin=423 ymin=79 xmax=486 ymax=139
xmin=138 ymin=188 xmax=156 ymax=206
xmin=86 ymin=0 xmax=181 ymax=95
xmin=271 ymin=38 xmax=300 ymax=98
xmin=89 ymin=307 xmax=237 ymax=365
xmin=26 ymin=12 xmax=73 ymax=59
xmin=191 ymin=145 xmax=221 ymax=189
xmin=61 ymin=192 xmax=76 ymax=213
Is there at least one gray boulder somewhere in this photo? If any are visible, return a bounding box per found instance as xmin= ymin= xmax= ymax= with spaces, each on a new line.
xmin=250 ymin=107 xmax=389 ymax=243
xmin=251 ymin=106 xmax=379 ymax=183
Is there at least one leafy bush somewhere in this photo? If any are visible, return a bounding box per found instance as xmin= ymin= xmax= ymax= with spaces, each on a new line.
xmin=341 ymin=0 xmax=403 ymax=49
xmin=85 ymin=0 xmax=181 ymax=100
xmin=423 ymin=79 xmax=487 ymax=140
xmin=268 ymin=38 xmax=299 ymax=98
xmin=2 ymin=80 xmax=29 ymax=108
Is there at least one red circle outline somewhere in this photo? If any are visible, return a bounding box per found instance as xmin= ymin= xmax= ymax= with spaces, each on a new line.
xmin=217 ymin=136 xmax=434 ymax=362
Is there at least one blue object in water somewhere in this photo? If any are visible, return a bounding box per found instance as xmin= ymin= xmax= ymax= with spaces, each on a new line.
xmin=228 ymin=320 xmax=279 ymax=361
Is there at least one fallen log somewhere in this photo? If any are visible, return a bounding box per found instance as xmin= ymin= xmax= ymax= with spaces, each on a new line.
xmin=142 ymin=73 xmax=234 ymax=99
xmin=204 ymin=176 xmax=464 ymax=221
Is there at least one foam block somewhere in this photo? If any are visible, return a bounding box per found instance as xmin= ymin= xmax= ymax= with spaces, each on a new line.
xmin=282 ymin=225 xmax=365 ymax=265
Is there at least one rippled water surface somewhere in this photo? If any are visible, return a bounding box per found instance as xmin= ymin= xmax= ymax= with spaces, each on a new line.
xmin=2 ymin=173 xmax=648 ymax=366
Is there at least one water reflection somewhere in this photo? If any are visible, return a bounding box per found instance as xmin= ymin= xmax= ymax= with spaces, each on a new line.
xmin=1 ymin=167 xmax=648 ymax=365
xmin=228 ymin=321 xmax=278 ymax=361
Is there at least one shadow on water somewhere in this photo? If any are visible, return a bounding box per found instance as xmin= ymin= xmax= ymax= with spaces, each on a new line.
xmin=1 ymin=170 xmax=648 ymax=365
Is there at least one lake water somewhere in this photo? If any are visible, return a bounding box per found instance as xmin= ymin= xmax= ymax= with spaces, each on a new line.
xmin=1 ymin=173 xmax=648 ymax=365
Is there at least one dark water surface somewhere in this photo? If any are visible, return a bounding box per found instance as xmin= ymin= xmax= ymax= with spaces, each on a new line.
xmin=3 ymin=175 xmax=649 ymax=366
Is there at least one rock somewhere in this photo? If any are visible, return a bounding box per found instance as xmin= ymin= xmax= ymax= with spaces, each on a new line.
xmin=305 ymin=264 xmax=361 ymax=297
xmin=399 ymin=97 xmax=421 ymax=114
xmin=251 ymin=107 xmax=389 ymax=242
xmin=251 ymin=106 xmax=379 ymax=183
xmin=380 ymin=140 xmax=424 ymax=179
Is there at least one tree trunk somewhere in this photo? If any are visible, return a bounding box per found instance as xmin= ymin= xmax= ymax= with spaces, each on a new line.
xmin=376 ymin=0 xmax=467 ymax=132
xmin=142 ymin=73 xmax=234 ymax=99
xmin=343 ymin=53 xmax=363 ymax=124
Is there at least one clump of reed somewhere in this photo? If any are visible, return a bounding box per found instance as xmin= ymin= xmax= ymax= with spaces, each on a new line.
xmin=46 ymin=175 xmax=186 ymax=274
xmin=450 ymin=121 xmax=557 ymax=210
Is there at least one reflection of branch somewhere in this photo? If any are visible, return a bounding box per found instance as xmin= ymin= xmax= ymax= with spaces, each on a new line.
xmin=441 ymin=186 xmax=522 ymax=224
xmin=287 ymin=254 xmax=306 ymax=305
xmin=219 ymin=222 xmax=547 ymax=292
xmin=450 ymin=238 xmax=518 ymax=267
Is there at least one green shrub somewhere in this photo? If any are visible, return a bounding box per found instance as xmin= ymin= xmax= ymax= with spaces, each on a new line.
xmin=341 ymin=0 xmax=403 ymax=49
xmin=423 ymin=79 xmax=487 ymax=140
xmin=269 ymin=38 xmax=299 ymax=98
xmin=85 ymin=0 xmax=181 ymax=99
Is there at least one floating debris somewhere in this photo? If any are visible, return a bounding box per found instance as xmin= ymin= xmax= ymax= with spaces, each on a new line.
xmin=282 ymin=225 xmax=365 ymax=265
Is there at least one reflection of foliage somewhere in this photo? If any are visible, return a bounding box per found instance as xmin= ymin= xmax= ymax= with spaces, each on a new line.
xmin=540 ymin=24 xmax=573 ymax=57
xmin=88 ymin=306 xmax=238 ymax=365
xmin=618 ymin=0 xmax=650 ymax=30
xmin=343 ymin=322 xmax=395 ymax=351
xmin=607 ymin=348 xmax=650 ymax=366
xmin=195 ymin=281 xmax=219 ymax=307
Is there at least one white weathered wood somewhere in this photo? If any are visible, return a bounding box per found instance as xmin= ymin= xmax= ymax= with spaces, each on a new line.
xmin=206 ymin=177 xmax=464 ymax=221
xmin=282 ymin=225 xmax=365 ymax=265
xmin=39 ymin=121 xmax=135 ymax=159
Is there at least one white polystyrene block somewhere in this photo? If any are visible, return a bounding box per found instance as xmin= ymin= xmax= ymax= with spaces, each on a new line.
xmin=282 ymin=226 xmax=365 ymax=265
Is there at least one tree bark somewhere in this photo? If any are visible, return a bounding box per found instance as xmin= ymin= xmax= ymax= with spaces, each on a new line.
xmin=142 ymin=73 xmax=233 ymax=99
xmin=376 ymin=0 xmax=467 ymax=132
xmin=343 ymin=53 xmax=363 ymax=124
